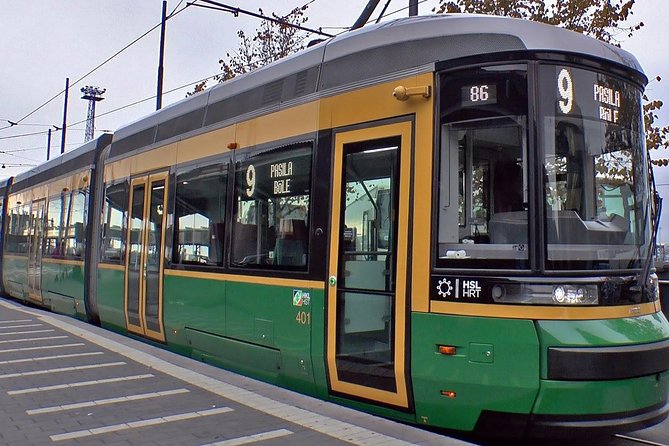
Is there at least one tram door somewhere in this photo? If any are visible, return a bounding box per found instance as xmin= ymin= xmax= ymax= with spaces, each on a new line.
xmin=327 ymin=121 xmax=412 ymax=409
xmin=124 ymin=173 xmax=168 ymax=342
xmin=27 ymin=199 xmax=46 ymax=302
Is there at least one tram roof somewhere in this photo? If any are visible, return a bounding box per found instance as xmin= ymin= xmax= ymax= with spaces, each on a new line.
xmin=110 ymin=13 xmax=644 ymax=158
xmin=10 ymin=134 xmax=111 ymax=193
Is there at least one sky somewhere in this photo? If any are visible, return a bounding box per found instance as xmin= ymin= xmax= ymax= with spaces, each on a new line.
xmin=1 ymin=0 xmax=668 ymax=236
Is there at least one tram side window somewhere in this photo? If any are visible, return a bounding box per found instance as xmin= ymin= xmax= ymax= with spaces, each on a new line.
xmin=231 ymin=144 xmax=312 ymax=270
xmin=173 ymin=163 xmax=228 ymax=267
xmin=45 ymin=193 xmax=69 ymax=257
xmin=62 ymin=188 xmax=88 ymax=259
xmin=101 ymin=181 xmax=128 ymax=263
xmin=6 ymin=205 xmax=30 ymax=254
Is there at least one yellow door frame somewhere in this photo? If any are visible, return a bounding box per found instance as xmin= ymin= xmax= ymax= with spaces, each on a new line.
xmin=124 ymin=172 xmax=168 ymax=342
xmin=326 ymin=120 xmax=413 ymax=409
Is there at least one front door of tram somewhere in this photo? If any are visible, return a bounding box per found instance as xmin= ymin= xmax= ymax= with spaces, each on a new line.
xmin=327 ymin=121 xmax=412 ymax=409
xmin=124 ymin=173 xmax=168 ymax=342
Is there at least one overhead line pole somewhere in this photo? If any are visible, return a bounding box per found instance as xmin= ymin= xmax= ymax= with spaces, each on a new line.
xmin=157 ymin=0 xmax=167 ymax=110
xmin=409 ymin=0 xmax=418 ymax=16
xmin=46 ymin=128 xmax=51 ymax=161
xmin=60 ymin=77 xmax=69 ymax=155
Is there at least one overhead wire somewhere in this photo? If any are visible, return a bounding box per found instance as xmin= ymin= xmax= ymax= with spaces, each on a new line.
xmin=378 ymin=0 xmax=432 ymax=20
xmin=0 ymin=130 xmax=51 ymax=141
xmin=67 ymin=71 xmax=225 ymax=128
xmin=7 ymin=1 xmax=191 ymax=128
xmin=0 ymin=150 xmax=40 ymax=163
xmin=333 ymin=0 xmax=434 ymax=35
xmin=189 ymin=0 xmax=332 ymax=37
xmin=1 ymin=143 xmax=80 ymax=154
xmin=0 ymin=163 xmax=37 ymax=168
xmin=2 ymin=0 xmax=426 ymax=155
xmin=3 ymin=0 xmax=330 ymax=143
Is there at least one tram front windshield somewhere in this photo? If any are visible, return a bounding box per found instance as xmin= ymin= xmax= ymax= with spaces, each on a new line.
xmin=437 ymin=63 xmax=649 ymax=272
xmin=539 ymin=65 xmax=648 ymax=270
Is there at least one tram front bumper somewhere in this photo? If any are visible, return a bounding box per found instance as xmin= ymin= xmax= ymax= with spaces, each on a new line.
xmin=527 ymin=371 xmax=669 ymax=436
xmin=474 ymin=371 xmax=669 ymax=437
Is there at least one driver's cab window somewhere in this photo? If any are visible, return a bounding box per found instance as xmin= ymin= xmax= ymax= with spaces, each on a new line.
xmin=437 ymin=64 xmax=529 ymax=269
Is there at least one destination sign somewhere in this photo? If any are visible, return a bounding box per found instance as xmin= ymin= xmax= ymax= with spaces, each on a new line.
xmin=551 ymin=66 xmax=638 ymax=126
xmin=238 ymin=147 xmax=311 ymax=200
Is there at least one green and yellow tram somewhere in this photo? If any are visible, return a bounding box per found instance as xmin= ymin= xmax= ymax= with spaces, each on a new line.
xmin=2 ymin=14 xmax=668 ymax=437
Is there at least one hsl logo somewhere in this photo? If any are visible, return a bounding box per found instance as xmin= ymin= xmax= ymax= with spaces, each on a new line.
xmin=293 ymin=289 xmax=311 ymax=307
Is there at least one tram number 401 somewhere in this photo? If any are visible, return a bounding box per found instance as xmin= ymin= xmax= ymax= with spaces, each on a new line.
xmin=296 ymin=311 xmax=311 ymax=325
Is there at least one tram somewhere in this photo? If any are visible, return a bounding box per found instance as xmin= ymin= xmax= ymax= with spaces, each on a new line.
xmin=2 ymin=14 xmax=668 ymax=437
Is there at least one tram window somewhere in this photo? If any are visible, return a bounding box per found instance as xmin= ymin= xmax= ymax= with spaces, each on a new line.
xmin=231 ymin=144 xmax=312 ymax=270
xmin=173 ymin=163 xmax=228 ymax=267
xmin=101 ymin=181 xmax=128 ymax=263
xmin=65 ymin=189 xmax=87 ymax=259
xmin=539 ymin=65 xmax=646 ymax=270
xmin=6 ymin=205 xmax=30 ymax=254
xmin=45 ymin=193 xmax=69 ymax=257
xmin=437 ymin=65 xmax=529 ymax=269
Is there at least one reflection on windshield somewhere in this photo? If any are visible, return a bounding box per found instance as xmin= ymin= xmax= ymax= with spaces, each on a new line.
xmin=438 ymin=120 xmax=530 ymax=268
xmin=541 ymin=65 xmax=648 ymax=270
xmin=437 ymin=64 xmax=529 ymax=269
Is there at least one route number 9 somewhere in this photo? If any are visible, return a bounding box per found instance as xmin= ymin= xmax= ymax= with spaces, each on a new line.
xmin=245 ymin=164 xmax=256 ymax=197
xmin=558 ymin=68 xmax=573 ymax=114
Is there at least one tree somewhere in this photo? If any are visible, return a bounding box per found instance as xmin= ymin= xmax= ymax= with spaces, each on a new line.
xmin=434 ymin=0 xmax=669 ymax=160
xmin=189 ymin=4 xmax=311 ymax=95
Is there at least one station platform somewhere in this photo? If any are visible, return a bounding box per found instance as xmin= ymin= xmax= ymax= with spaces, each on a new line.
xmin=0 ymin=297 xmax=472 ymax=446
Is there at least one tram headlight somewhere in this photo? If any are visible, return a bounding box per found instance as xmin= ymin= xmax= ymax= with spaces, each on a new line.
xmin=552 ymin=285 xmax=597 ymax=305
xmin=491 ymin=283 xmax=598 ymax=305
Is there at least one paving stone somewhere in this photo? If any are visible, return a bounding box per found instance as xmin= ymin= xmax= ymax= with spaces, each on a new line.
xmin=0 ymin=297 xmax=470 ymax=446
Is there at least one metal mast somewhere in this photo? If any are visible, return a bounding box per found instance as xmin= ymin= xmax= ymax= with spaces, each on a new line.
xmin=81 ymin=86 xmax=105 ymax=142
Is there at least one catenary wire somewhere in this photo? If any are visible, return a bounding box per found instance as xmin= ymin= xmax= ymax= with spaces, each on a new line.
xmin=7 ymin=2 xmax=191 ymax=128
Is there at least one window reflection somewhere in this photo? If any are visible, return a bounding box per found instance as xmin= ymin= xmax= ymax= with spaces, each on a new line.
xmin=101 ymin=182 xmax=127 ymax=263
xmin=437 ymin=65 xmax=529 ymax=269
xmin=45 ymin=194 xmax=65 ymax=256
xmin=231 ymin=144 xmax=311 ymax=270
xmin=540 ymin=65 xmax=647 ymax=270
xmin=174 ymin=163 xmax=228 ymax=266
xmin=6 ymin=205 xmax=30 ymax=254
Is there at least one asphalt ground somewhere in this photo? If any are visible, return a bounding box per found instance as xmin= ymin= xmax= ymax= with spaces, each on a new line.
xmin=0 ymin=297 xmax=472 ymax=446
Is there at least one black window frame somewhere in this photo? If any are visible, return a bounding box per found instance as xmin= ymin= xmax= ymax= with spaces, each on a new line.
xmin=171 ymin=157 xmax=230 ymax=270
xmin=99 ymin=179 xmax=129 ymax=265
xmin=229 ymin=141 xmax=314 ymax=274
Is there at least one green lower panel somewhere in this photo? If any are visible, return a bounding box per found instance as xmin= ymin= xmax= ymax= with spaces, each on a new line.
xmin=97 ymin=267 xmax=126 ymax=331
xmin=3 ymin=257 xmax=28 ymax=300
xmin=187 ymin=328 xmax=281 ymax=381
xmin=411 ymin=313 xmax=540 ymax=431
xmin=534 ymin=372 xmax=669 ymax=416
xmin=162 ymin=275 xmax=323 ymax=396
xmin=42 ymin=262 xmax=85 ymax=317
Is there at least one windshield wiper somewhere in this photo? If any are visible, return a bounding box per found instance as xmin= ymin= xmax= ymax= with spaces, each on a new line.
xmin=637 ymin=174 xmax=663 ymax=290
